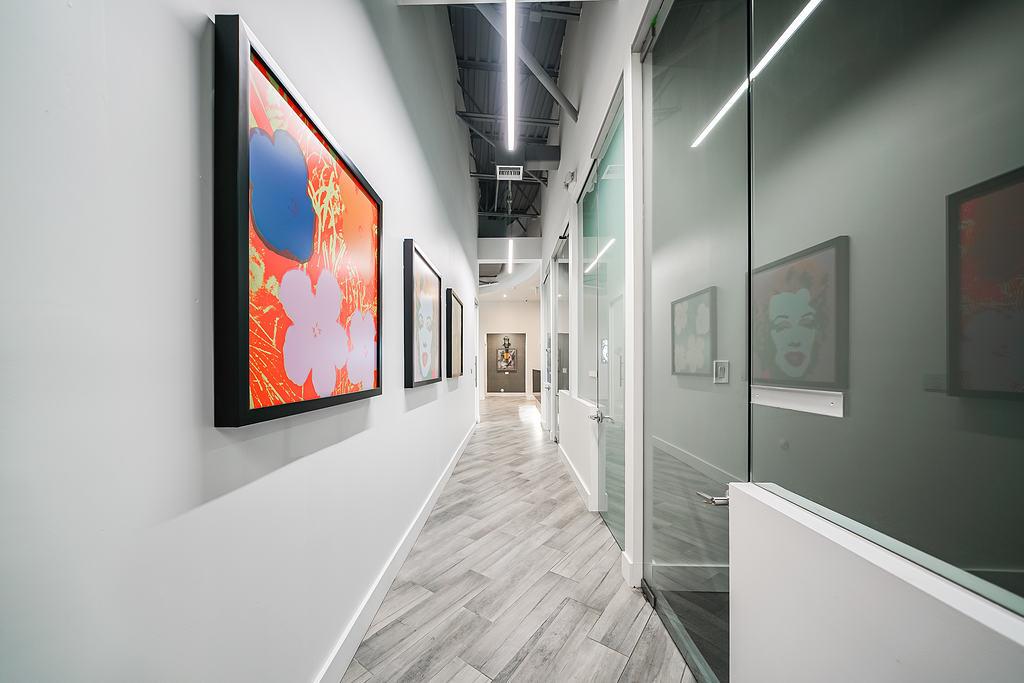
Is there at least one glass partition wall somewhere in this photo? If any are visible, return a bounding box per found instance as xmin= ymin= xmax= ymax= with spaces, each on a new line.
xmin=750 ymin=0 xmax=1024 ymax=613
xmin=581 ymin=110 xmax=628 ymax=548
xmin=642 ymin=2 xmax=748 ymax=681
xmin=643 ymin=0 xmax=1023 ymax=680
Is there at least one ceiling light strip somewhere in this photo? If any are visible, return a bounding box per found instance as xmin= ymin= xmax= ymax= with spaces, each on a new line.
xmin=506 ymin=0 xmax=517 ymax=151
xmin=690 ymin=0 xmax=825 ymax=148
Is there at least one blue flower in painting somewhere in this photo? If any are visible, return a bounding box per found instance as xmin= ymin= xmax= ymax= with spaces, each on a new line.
xmin=249 ymin=128 xmax=315 ymax=263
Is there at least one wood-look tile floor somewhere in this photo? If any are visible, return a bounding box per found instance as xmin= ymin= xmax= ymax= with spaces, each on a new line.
xmin=342 ymin=397 xmax=694 ymax=683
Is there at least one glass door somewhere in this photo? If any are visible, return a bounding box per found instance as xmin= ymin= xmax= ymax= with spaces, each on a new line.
xmin=581 ymin=108 xmax=627 ymax=548
xmin=641 ymin=2 xmax=749 ymax=681
xmin=552 ymin=236 xmax=570 ymax=442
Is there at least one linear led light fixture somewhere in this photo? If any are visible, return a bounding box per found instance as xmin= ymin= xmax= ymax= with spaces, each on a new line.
xmin=506 ymin=0 xmax=517 ymax=150
xmin=691 ymin=0 xmax=824 ymax=148
xmin=584 ymin=238 xmax=615 ymax=274
xmin=508 ymin=238 xmax=515 ymax=273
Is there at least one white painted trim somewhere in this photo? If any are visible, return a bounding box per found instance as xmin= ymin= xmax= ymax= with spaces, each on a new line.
xmin=314 ymin=422 xmax=477 ymax=683
xmin=751 ymin=384 xmax=845 ymax=417
xmin=621 ymin=550 xmax=643 ymax=588
xmin=621 ymin=47 xmax=645 ymax=589
xmin=731 ymin=483 xmax=1024 ymax=645
xmin=558 ymin=443 xmax=592 ymax=506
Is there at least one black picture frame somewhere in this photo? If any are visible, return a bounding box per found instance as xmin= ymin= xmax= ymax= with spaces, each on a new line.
xmin=404 ymin=239 xmax=443 ymax=388
xmin=213 ymin=15 xmax=383 ymax=427
xmin=947 ymin=165 xmax=1024 ymax=400
xmin=671 ymin=286 xmax=717 ymax=377
xmin=751 ymin=236 xmax=850 ymax=391
xmin=446 ymin=288 xmax=464 ymax=378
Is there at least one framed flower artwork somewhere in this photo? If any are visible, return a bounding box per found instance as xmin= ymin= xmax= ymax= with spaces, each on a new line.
xmin=446 ymin=288 xmax=464 ymax=378
xmin=751 ymin=237 xmax=849 ymax=390
xmin=405 ymin=239 xmax=442 ymax=388
xmin=214 ymin=16 xmax=382 ymax=427
xmin=947 ymin=166 xmax=1024 ymax=400
xmin=671 ymin=287 xmax=716 ymax=376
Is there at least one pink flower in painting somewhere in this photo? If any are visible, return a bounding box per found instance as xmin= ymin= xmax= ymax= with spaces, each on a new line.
xmin=347 ymin=310 xmax=377 ymax=389
xmin=279 ymin=268 xmax=349 ymax=397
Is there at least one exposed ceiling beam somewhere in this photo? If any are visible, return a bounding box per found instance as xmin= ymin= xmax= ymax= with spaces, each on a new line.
xmin=478 ymin=210 xmax=540 ymax=220
xmin=528 ymin=7 xmax=580 ymax=22
xmin=458 ymin=111 xmax=559 ymax=128
xmin=457 ymin=58 xmax=558 ymax=78
xmin=475 ymin=3 xmax=579 ymax=123
xmin=457 ymin=117 xmax=548 ymax=185
xmin=470 ymin=172 xmax=543 ymax=184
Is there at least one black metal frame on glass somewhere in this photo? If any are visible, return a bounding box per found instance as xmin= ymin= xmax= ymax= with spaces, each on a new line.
xmin=751 ymin=236 xmax=849 ymax=391
xmin=213 ymin=15 xmax=383 ymax=427
xmin=404 ymin=239 xmax=443 ymax=388
xmin=670 ymin=286 xmax=717 ymax=377
xmin=446 ymin=288 xmax=464 ymax=378
xmin=947 ymin=165 xmax=1024 ymax=400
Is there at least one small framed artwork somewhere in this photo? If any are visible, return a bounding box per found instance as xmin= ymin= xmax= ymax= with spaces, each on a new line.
xmin=446 ymin=288 xmax=464 ymax=378
xmin=213 ymin=15 xmax=381 ymax=427
xmin=947 ymin=166 xmax=1024 ymax=399
xmin=672 ymin=287 xmax=716 ymax=376
xmin=496 ymin=338 xmax=518 ymax=372
xmin=751 ymin=236 xmax=849 ymax=390
xmin=404 ymin=239 xmax=442 ymax=387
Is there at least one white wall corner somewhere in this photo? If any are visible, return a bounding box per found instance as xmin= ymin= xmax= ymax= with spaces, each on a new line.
xmin=730 ymin=482 xmax=1024 ymax=682
xmin=315 ymin=422 xmax=477 ymax=683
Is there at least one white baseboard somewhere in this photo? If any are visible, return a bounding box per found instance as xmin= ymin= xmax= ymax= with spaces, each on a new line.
xmin=314 ymin=422 xmax=477 ymax=683
xmin=621 ymin=550 xmax=643 ymax=588
xmin=558 ymin=443 xmax=594 ymax=511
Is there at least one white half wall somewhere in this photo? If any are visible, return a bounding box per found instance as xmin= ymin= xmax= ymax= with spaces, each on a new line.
xmin=730 ymin=483 xmax=1024 ymax=683
xmin=557 ymin=392 xmax=600 ymax=511
xmin=0 ymin=1 xmax=478 ymax=681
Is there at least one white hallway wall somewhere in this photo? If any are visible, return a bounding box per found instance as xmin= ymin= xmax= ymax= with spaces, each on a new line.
xmin=479 ymin=300 xmax=541 ymax=394
xmin=0 ymin=1 xmax=477 ymax=681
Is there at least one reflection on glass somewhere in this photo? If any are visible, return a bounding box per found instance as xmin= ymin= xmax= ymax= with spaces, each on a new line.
xmin=750 ymin=0 xmax=1024 ymax=614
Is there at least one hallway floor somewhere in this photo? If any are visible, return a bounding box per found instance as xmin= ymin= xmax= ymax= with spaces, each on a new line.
xmin=343 ymin=397 xmax=694 ymax=683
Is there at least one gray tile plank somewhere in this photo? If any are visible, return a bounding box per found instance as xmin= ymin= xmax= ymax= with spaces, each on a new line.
xmin=589 ymin=582 xmax=654 ymax=656
xmin=617 ymin=613 xmax=689 ymax=683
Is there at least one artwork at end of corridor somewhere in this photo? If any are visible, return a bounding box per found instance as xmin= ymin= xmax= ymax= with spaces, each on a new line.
xmin=496 ymin=336 xmax=518 ymax=372
xmin=672 ymin=286 xmax=717 ymax=377
xmin=213 ymin=15 xmax=381 ymax=427
xmin=948 ymin=166 xmax=1024 ymax=399
xmin=405 ymin=239 xmax=442 ymax=387
xmin=752 ymin=237 xmax=849 ymax=390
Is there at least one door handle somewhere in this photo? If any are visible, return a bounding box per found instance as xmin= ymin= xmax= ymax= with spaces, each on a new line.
xmin=696 ymin=491 xmax=729 ymax=506
xmin=589 ymin=411 xmax=603 ymax=423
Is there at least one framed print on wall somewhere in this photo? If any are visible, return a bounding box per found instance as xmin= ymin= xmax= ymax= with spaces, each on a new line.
xmin=751 ymin=236 xmax=849 ymax=390
xmin=671 ymin=286 xmax=717 ymax=376
xmin=446 ymin=288 xmax=464 ymax=378
xmin=404 ymin=239 xmax=442 ymax=387
xmin=496 ymin=336 xmax=518 ymax=372
xmin=213 ymin=15 xmax=382 ymax=427
xmin=947 ymin=165 xmax=1024 ymax=400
